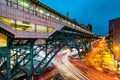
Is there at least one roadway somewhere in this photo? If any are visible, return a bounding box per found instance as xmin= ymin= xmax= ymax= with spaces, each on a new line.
xmin=52 ymin=48 xmax=89 ymax=80
xmin=38 ymin=37 xmax=120 ymax=80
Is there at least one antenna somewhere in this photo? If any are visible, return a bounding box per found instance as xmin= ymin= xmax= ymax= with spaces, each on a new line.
xmin=66 ymin=12 xmax=69 ymax=17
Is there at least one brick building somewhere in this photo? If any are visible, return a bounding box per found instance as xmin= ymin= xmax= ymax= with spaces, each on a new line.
xmin=109 ymin=18 xmax=120 ymax=43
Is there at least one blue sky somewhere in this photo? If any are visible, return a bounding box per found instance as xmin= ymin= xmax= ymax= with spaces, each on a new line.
xmin=38 ymin=0 xmax=120 ymax=36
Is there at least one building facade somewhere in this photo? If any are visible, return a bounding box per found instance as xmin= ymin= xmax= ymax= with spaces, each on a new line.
xmin=109 ymin=18 xmax=120 ymax=43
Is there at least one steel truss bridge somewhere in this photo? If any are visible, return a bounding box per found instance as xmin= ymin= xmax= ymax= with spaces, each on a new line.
xmin=0 ymin=0 xmax=93 ymax=80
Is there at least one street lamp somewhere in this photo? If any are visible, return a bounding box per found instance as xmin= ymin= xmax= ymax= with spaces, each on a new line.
xmin=114 ymin=46 xmax=119 ymax=52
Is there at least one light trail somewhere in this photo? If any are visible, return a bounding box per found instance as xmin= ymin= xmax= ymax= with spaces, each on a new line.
xmin=51 ymin=37 xmax=119 ymax=80
xmin=52 ymin=49 xmax=89 ymax=80
xmin=62 ymin=52 xmax=89 ymax=80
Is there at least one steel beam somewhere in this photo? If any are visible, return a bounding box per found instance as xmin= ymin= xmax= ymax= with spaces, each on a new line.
xmin=6 ymin=37 xmax=13 ymax=80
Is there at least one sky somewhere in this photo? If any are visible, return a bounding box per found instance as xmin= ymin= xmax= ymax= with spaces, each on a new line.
xmin=38 ymin=0 xmax=120 ymax=36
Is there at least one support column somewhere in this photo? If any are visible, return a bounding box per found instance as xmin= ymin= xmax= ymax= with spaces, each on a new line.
xmin=30 ymin=39 xmax=35 ymax=80
xmin=45 ymin=39 xmax=48 ymax=64
xmin=6 ymin=37 xmax=12 ymax=80
xmin=88 ymin=38 xmax=91 ymax=52
xmin=45 ymin=39 xmax=48 ymax=56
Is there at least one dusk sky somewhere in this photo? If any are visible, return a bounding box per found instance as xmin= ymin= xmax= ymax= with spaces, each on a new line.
xmin=38 ymin=0 xmax=120 ymax=36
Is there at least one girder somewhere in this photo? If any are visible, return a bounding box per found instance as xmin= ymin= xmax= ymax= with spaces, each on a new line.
xmin=35 ymin=39 xmax=67 ymax=79
xmin=0 ymin=0 xmax=94 ymax=79
xmin=0 ymin=21 xmax=92 ymax=80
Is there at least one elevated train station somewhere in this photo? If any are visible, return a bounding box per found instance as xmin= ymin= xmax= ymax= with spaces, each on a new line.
xmin=0 ymin=0 xmax=93 ymax=80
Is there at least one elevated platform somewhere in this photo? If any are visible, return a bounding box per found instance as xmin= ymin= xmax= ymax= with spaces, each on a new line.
xmin=0 ymin=20 xmax=63 ymax=38
xmin=0 ymin=0 xmax=93 ymax=39
xmin=0 ymin=0 xmax=93 ymax=80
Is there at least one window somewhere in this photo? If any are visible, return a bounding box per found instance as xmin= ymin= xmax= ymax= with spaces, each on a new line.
xmin=62 ymin=19 xmax=66 ymax=23
xmin=29 ymin=2 xmax=33 ymax=10
xmin=10 ymin=0 xmax=14 ymax=7
xmin=37 ymin=25 xmax=47 ymax=33
xmin=48 ymin=27 xmax=54 ymax=32
xmin=36 ymin=25 xmax=54 ymax=33
xmin=56 ymin=16 xmax=59 ymax=21
xmin=35 ymin=5 xmax=39 ymax=16
xmin=18 ymin=0 xmax=23 ymax=6
xmin=36 ymin=5 xmax=39 ymax=12
xmin=0 ymin=33 xmax=7 ymax=47
xmin=0 ymin=16 xmax=53 ymax=33
xmin=40 ymin=7 xmax=44 ymax=14
xmin=18 ymin=0 xmax=29 ymax=8
xmin=39 ymin=7 xmax=50 ymax=16
xmin=23 ymin=0 xmax=29 ymax=8
xmin=68 ymin=21 xmax=71 ymax=25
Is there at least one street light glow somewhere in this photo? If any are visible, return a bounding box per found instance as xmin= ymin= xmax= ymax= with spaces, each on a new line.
xmin=114 ymin=46 xmax=119 ymax=51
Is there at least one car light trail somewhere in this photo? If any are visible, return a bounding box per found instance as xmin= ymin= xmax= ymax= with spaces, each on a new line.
xmin=52 ymin=49 xmax=89 ymax=80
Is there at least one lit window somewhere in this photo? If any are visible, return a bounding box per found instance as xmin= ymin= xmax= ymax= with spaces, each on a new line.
xmin=36 ymin=25 xmax=54 ymax=33
xmin=23 ymin=0 xmax=29 ymax=8
xmin=10 ymin=0 xmax=14 ymax=7
xmin=40 ymin=9 xmax=44 ymax=14
xmin=56 ymin=16 xmax=59 ymax=20
xmin=46 ymin=13 xmax=50 ymax=16
xmin=0 ymin=33 xmax=7 ymax=47
xmin=40 ymin=7 xmax=44 ymax=14
xmin=62 ymin=19 xmax=66 ymax=23
xmin=29 ymin=2 xmax=33 ymax=10
xmin=68 ymin=21 xmax=71 ymax=25
xmin=18 ymin=0 xmax=29 ymax=8
xmin=18 ymin=0 xmax=23 ymax=6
